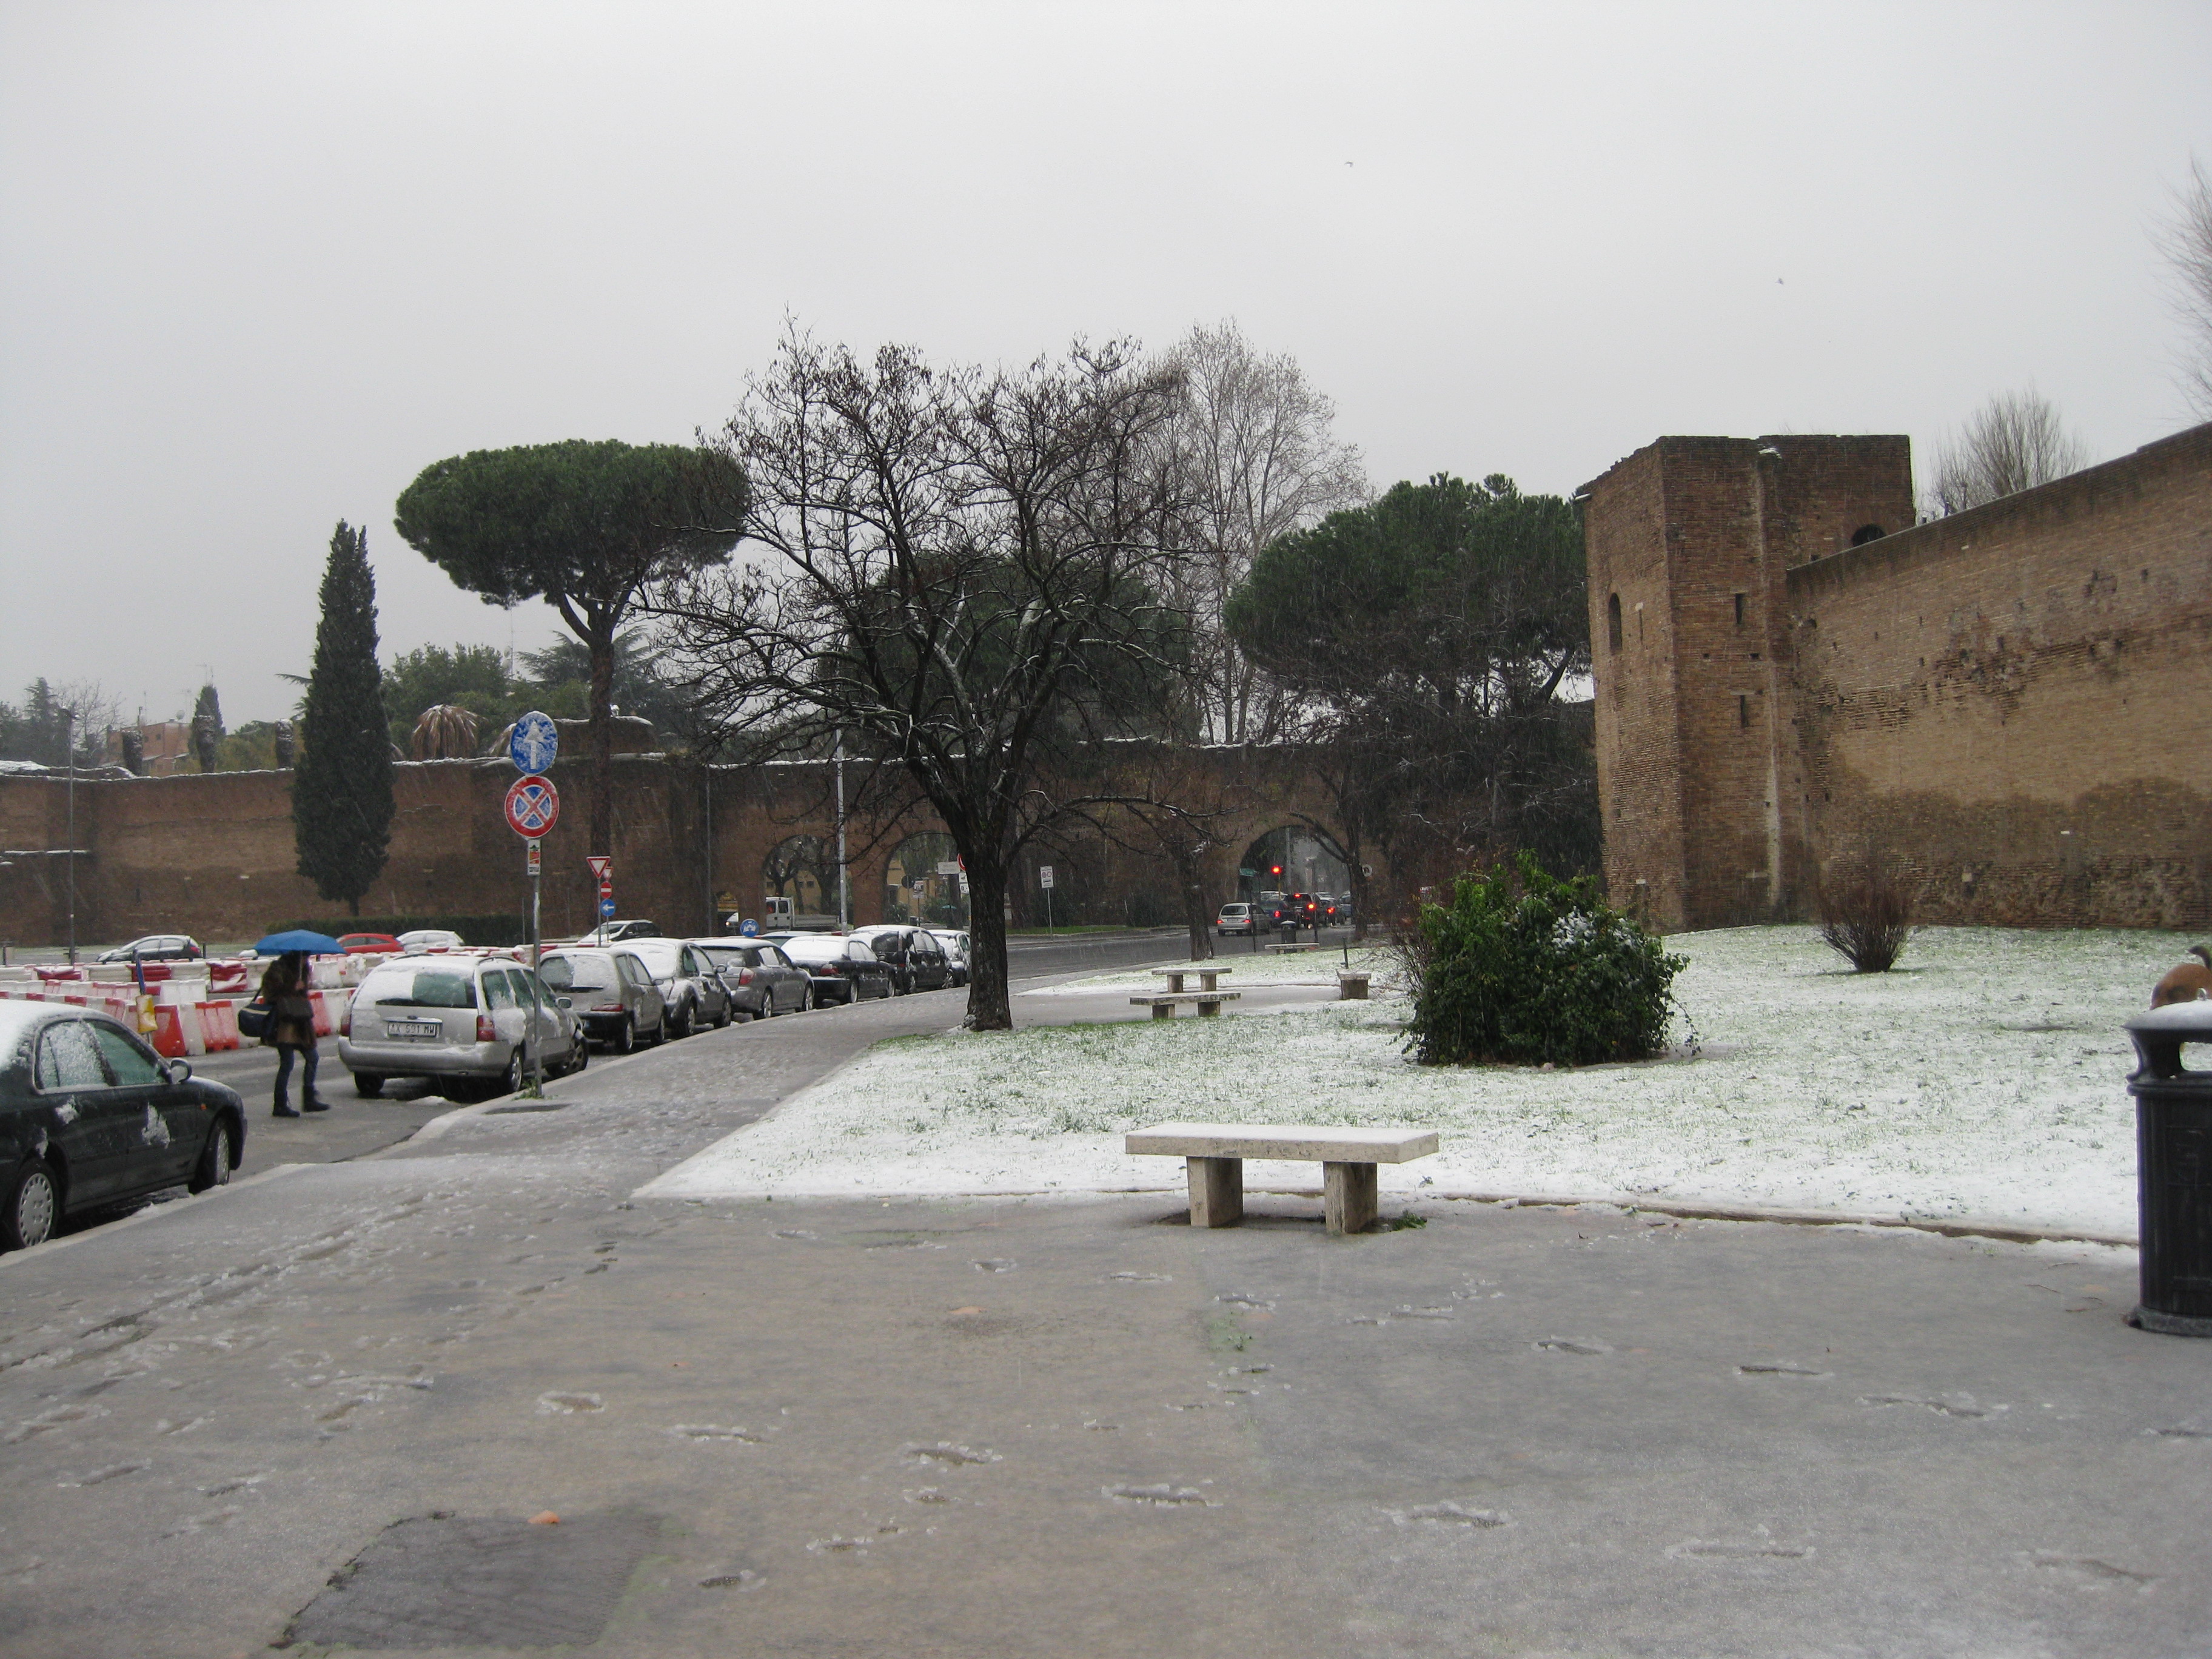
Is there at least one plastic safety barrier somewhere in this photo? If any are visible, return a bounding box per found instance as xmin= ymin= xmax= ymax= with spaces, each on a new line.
xmin=198 ymin=1001 xmax=240 ymax=1051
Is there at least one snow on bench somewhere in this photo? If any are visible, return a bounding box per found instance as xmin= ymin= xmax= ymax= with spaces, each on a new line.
xmin=1126 ymin=1121 xmax=1439 ymax=1235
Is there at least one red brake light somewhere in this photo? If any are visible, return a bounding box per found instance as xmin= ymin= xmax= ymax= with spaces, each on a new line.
xmin=340 ymin=1004 xmax=351 ymax=1037
xmin=476 ymin=1013 xmax=496 ymax=1042
xmin=737 ymin=968 xmax=754 ymax=985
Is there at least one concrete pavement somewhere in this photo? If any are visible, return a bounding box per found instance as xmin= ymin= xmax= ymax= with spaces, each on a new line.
xmin=0 ymin=940 xmax=2202 ymax=1657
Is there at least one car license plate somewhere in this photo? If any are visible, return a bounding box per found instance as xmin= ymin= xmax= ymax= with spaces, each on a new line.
xmin=386 ymin=1020 xmax=441 ymax=1040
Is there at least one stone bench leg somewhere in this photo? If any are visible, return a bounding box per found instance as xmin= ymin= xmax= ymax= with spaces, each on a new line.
xmin=1323 ymin=1161 xmax=1378 ymax=1235
xmin=1197 ymin=999 xmax=1222 ymax=1017
xmin=1187 ymin=1156 xmax=1244 ymax=1227
xmin=1150 ymin=1002 xmax=1175 ymax=1021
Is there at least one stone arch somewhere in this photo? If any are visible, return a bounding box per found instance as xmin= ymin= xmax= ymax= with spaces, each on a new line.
xmin=762 ymin=834 xmax=837 ymax=923
xmin=1236 ymin=826 xmax=1350 ymax=899
xmin=883 ymin=831 xmax=967 ymax=925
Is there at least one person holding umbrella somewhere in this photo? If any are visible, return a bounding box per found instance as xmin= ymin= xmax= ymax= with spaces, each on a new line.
xmin=253 ymin=930 xmax=338 ymax=1117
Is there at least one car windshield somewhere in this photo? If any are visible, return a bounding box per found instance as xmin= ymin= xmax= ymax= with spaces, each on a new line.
xmin=363 ymin=968 xmax=478 ymax=1008
xmin=537 ymin=955 xmax=613 ymax=993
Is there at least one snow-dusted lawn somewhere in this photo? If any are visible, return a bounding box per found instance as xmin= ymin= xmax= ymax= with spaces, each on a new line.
xmin=649 ymin=926 xmax=2198 ymax=1239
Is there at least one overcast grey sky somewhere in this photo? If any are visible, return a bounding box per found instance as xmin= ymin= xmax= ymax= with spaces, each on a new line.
xmin=4 ymin=2 xmax=2207 ymax=726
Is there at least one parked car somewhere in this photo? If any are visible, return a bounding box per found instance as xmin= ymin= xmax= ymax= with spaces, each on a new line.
xmin=1254 ymin=892 xmax=1295 ymax=927
xmin=850 ymin=925 xmax=953 ymax=994
xmin=772 ymin=933 xmax=896 ymax=1004
xmin=617 ymin=938 xmax=732 ymax=1037
xmin=2 ymin=1001 xmax=244 ymax=1248
xmin=1215 ymin=903 xmax=1255 ymax=936
xmin=397 ymin=929 xmax=465 ymax=953
xmin=535 ymin=948 xmax=667 ymax=1053
xmin=96 ymin=935 xmax=204 ymax=965
xmin=927 ymin=929 xmax=972 ymax=987
xmin=689 ymin=939 xmax=812 ymax=1019
xmin=574 ymin=920 xmax=662 ymax=945
xmin=337 ymin=933 xmax=401 ymax=955
xmin=338 ymin=956 xmax=585 ymax=1099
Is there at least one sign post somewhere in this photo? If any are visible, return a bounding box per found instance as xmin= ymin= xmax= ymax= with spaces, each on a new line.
xmin=505 ymin=711 xmax=559 ymax=1098
xmin=1039 ymin=864 xmax=1054 ymax=933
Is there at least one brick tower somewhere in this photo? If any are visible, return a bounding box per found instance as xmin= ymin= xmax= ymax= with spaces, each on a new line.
xmin=1581 ymin=435 xmax=1915 ymax=932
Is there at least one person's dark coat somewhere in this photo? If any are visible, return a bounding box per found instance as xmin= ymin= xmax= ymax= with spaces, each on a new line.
xmin=258 ymin=953 xmax=317 ymax=1050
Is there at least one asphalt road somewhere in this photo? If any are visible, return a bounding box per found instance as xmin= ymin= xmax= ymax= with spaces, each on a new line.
xmin=22 ymin=923 xmax=2193 ymax=1655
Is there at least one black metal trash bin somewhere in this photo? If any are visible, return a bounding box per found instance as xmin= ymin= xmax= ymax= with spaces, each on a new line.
xmin=2125 ymin=1001 xmax=2212 ymax=1337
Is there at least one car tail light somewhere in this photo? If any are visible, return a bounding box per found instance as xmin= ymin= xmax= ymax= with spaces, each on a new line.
xmin=737 ymin=968 xmax=754 ymax=985
xmin=339 ymin=1005 xmax=351 ymax=1038
xmin=592 ymin=1000 xmax=624 ymax=1012
xmin=476 ymin=1013 xmax=496 ymax=1042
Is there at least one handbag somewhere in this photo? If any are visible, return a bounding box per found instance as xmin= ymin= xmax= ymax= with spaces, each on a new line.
xmin=238 ymin=998 xmax=271 ymax=1039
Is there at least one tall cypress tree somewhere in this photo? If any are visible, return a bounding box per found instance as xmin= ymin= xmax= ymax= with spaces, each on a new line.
xmin=294 ymin=521 xmax=395 ymax=915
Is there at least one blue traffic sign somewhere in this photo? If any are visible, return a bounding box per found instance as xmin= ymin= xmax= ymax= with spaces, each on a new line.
xmin=599 ymin=897 xmax=617 ymax=918
xmin=509 ymin=710 xmax=558 ymax=774
xmin=740 ymin=919 xmax=758 ymax=936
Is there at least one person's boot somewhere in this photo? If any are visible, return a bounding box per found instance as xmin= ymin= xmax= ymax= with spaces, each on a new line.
xmin=303 ymin=1097 xmax=331 ymax=1113
xmin=273 ymin=1101 xmax=300 ymax=1118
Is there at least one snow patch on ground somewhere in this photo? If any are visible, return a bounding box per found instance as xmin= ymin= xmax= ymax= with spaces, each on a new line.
xmin=648 ymin=926 xmax=2190 ymax=1238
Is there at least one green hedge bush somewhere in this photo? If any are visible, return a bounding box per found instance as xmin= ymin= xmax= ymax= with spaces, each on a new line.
xmin=1406 ymin=854 xmax=1684 ymax=1067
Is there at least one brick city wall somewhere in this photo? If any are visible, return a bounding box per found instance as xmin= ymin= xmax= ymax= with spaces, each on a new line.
xmin=1788 ymin=423 xmax=2212 ymax=928
xmin=0 ymin=745 xmax=1361 ymax=949
xmin=1584 ymin=421 xmax=2211 ymax=931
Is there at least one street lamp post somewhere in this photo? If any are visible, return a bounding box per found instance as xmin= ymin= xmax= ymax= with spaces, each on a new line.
xmin=834 ymin=729 xmax=849 ymax=928
xmin=62 ymin=708 xmax=77 ymax=967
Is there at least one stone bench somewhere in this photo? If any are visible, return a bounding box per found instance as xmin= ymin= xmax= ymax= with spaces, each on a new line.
xmin=1126 ymin=1121 xmax=1439 ymax=1235
xmin=1338 ymin=972 xmax=1370 ymax=1000
xmin=1153 ymin=966 xmax=1232 ymax=994
xmin=1129 ymin=990 xmax=1242 ymax=1020
xmin=1263 ymin=942 xmax=1321 ymax=954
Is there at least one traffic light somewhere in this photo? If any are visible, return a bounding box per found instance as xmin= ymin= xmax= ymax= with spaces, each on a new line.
xmin=1270 ymin=864 xmax=1283 ymax=879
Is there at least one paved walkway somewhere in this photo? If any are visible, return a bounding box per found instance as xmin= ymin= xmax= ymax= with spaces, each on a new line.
xmin=0 ymin=965 xmax=2200 ymax=1656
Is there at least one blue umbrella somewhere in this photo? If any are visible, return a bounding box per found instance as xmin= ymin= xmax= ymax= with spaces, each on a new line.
xmin=253 ymin=929 xmax=344 ymax=956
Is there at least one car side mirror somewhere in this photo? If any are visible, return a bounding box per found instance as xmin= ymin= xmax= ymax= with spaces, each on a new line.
xmin=163 ymin=1059 xmax=193 ymax=1084
xmin=558 ymin=997 xmax=572 ymax=1010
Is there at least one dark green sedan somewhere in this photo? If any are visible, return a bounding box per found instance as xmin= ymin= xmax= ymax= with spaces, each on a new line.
xmin=0 ymin=1000 xmax=245 ymax=1250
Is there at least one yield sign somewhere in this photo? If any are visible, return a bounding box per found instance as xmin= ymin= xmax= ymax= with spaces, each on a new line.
xmin=504 ymin=774 xmax=560 ymax=839
xmin=586 ymin=856 xmax=612 ymax=880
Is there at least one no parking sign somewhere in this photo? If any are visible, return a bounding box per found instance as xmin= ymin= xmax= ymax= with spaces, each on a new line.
xmin=504 ymin=774 xmax=560 ymax=838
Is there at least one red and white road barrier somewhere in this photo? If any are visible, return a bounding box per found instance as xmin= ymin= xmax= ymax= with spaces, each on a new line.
xmin=198 ymin=1001 xmax=240 ymax=1051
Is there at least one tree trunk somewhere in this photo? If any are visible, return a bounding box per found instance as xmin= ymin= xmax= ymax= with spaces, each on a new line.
xmin=963 ymin=859 xmax=1013 ymax=1031
xmin=1176 ymin=843 xmax=1214 ymax=961
xmin=588 ymin=622 xmax=615 ymax=857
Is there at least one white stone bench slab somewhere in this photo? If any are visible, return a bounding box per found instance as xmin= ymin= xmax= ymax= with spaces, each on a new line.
xmin=1338 ymin=971 xmax=1371 ymax=1000
xmin=1151 ymin=966 xmax=1232 ymax=994
xmin=1129 ymin=991 xmax=1241 ymax=1019
xmin=1126 ymin=1121 xmax=1439 ymax=1235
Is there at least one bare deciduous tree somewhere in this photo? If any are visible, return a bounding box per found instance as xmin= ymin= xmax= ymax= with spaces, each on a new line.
xmin=1155 ymin=322 xmax=1367 ymax=744
xmin=2156 ymin=155 xmax=2212 ymax=421
xmin=1925 ymin=389 xmax=2091 ymax=516
xmin=649 ymin=330 xmax=1191 ymax=1030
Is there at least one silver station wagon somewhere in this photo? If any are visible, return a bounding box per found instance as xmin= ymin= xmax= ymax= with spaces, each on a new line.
xmin=337 ymin=956 xmax=586 ymax=1100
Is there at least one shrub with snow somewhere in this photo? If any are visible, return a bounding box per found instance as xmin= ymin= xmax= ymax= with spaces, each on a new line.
xmin=1407 ymin=854 xmax=1683 ymax=1067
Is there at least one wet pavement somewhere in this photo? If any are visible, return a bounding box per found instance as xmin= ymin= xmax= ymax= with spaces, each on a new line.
xmin=0 ymin=941 xmax=2203 ymax=1657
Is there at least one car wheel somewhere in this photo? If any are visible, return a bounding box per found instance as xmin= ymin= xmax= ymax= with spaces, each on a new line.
xmin=712 ymin=1000 xmax=731 ymax=1029
xmin=669 ymin=1002 xmax=693 ymax=1041
xmin=797 ymin=983 xmax=813 ymax=1013
xmin=2 ymin=1159 xmax=59 ymax=1250
xmin=566 ymin=1039 xmax=588 ymax=1075
xmin=354 ymin=1072 xmax=385 ymax=1099
xmin=187 ymin=1119 xmax=234 ymax=1194
xmin=499 ymin=1049 xmax=524 ymax=1097
xmin=613 ymin=1017 xmax=635 ymax=1056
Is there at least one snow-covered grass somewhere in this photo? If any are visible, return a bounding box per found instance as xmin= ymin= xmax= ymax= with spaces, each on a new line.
xmin=649 ymin=926 xmax=2200 ymax=1238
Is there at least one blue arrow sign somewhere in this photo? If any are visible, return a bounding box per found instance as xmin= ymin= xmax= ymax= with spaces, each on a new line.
xmin=509 ymin=710 xmax=558 ymax=774
xmin=600 ymin=897 xmax=617 ymax=918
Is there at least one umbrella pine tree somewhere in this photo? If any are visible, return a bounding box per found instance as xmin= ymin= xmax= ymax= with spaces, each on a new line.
xmin=293 ymin=521 xmax=395 ymax=914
